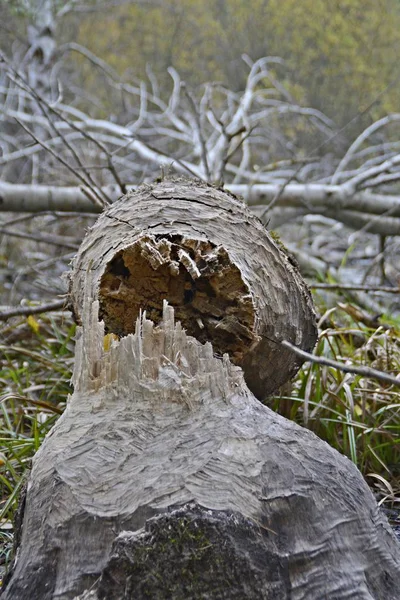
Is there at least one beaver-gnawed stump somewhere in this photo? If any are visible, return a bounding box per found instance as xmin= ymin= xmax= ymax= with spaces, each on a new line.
xmin=3 ymin=180 xmax=400 ymax=600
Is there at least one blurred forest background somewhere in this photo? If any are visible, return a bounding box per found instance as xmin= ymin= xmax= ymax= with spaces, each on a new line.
xmin=4 ymin=0 xmax=400 ymax=127
xmin=1 ymin=0 xmax=400 ymax=575
xmin=1 ymin=0 xmax=400 ymax=132
xmin=77 ymin=0 xmax=400 ymax=129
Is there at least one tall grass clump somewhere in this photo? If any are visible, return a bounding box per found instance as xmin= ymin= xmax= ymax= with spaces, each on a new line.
xmin=271 ymin=299 xmax=400 ymax=503
xmin=0 ymin=311 xmax=75 ymax=573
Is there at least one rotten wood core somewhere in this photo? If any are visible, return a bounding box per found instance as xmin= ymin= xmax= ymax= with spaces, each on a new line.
xmin=99 ymin=234 xmax=256 ymax=364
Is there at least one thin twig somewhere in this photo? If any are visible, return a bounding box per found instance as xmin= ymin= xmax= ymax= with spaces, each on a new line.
xmin=183 ymin=85 xmax=211 ymax=180
xmin=281 ymin=339 xmax=400 ymax=388
xmin=0 ymin=227 xmax=79 ymax=249
xmin=4 ymin=60 xmax=111 ymax=205
xmin=0 ymin=393 xmax=64 ymax=414
xmin=133 ymin=134 xmax=202 ymax=179
xmin=260 ymin=167 xmax=300 ymax=218
xmin=79 ymin=185 xmax=107 ymax=208
xmin=0 ymin=213 xmax=42 ymax=227
xmin=0 ymin=345 xmax=73 ymax=370
xmin=35 ymin=89 xmax=127 ymax=195
xmin=310 ymin=283 xmax=399 ymax=294
xmin=13 ymin=95 xmax=109 ymax=205
xmin=58 ymin=42 xmax=120 ymax=81
xmin=220 ymin=126 xmax=255 ymax=184
xmin=14 ymin=118 xmax=106 ymax=208
xmin=0 ymin=300 xmax=67 ymax=321
xmin=224 ymin=126 xmax=255 ymax=164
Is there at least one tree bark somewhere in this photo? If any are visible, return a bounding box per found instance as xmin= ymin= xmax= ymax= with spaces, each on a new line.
xmin=2 ymin=179 xmax=399 ymax=600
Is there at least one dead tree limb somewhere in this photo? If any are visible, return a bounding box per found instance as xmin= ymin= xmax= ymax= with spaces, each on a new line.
xmin=281 ymin=339 xmax=400 ymax=388
xmin=3 ymin=180 xmax=399 ymax=600
xmin=2 ymin=179 xmax=400 ymax=237
xmin=0 ymin=299 xmax=66 ymax=321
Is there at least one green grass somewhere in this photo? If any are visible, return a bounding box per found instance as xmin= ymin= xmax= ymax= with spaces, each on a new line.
xmin=0 ymin=312 xmax=75 ymax=572
xmin=270 ymin=299 xmax=400 ymax=504
xmin=0 ymin=295 xmax=399 ymax=573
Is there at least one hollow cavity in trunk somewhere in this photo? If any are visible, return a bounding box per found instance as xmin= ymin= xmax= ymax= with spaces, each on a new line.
xmin=99 ymin=234 xmax=256 ymax=363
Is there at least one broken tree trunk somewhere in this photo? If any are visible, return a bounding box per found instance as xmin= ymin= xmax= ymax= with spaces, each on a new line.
xmin=2 ymin=179 xmax=400 ymax=600
xmin=69 ymin=179 xmax=317 ymax=398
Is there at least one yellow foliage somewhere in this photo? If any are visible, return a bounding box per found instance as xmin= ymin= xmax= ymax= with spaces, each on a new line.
xmin=103 ymin=333 xmax=119 ymax=352
xmin=263 ymin=0 xmax=400 ymax=123
xmin=76 ymin=0 xmax=400 ymax=126
xmin=27 ymin=315 xmax=40 ymax=334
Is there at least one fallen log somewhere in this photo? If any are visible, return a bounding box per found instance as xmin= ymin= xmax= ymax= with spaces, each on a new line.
xmin=2 ymin=179 xmax=399 ymax=600
xmin=2 ymin=179 xmax=400 ymax=236
xmin=69 ymin=179 xmax=317 ymax=398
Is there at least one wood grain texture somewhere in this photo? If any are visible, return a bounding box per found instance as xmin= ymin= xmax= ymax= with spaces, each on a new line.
xmin=3 ymin=303 xmax=400 ymax=599
xmin=4 ymin=180 xmax=400 ymax=600
xmin=69 ymin=178 xmax=317 ymax=398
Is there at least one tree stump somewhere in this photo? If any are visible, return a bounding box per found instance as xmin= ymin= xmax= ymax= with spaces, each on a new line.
xmin=3 ymin=179 xmax=400 ymax=600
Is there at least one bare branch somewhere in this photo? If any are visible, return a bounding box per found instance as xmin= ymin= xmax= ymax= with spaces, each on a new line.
xmin=2 ymin=107 xmax=200 ymax=177
xmin=2 ymin=181 xmax=400 ymax=237
xmin=15 ymin=117 xmax=107 ymax=208
xmin=342 ymin=153 xmax=400 ymax=194
xmin=0 ymin=226 xmax=79 ymax=249
xmin=281 ymin=340 xmax=400 ymax=388
xmin=5 ymin=61 xmax=113 ymax=204
xmin=58 ymin=42 xmax=121 ymax=81
xmin=0 ymin=299 xmax=67 ymax=321
xmin=182 ymin=84 xmax=211 ymax=180
xmin=309 ymin=283 xmax=400 ymax=293
xmin=57 ymin=0 xmax=166 ymax=17
xmin=332 ymin=114 xmax=400 ymax=184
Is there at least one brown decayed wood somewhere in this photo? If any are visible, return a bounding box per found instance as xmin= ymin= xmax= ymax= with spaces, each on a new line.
xmin=98 ymin=235 xmax=255 ymax=365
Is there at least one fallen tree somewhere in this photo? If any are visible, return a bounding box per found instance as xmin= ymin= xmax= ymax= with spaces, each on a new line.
xmin=2 ymin=180 xmax=400 ymax=600
xmin=2 ymin=39 xmax=400 ymax=238
xmin=1 ymin=181 xmax=400 ymax=236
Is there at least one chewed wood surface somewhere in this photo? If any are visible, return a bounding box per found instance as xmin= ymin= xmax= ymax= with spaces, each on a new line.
xmin=4 ymin=181 xmax=400 ymax=600
xmin=70 ymin=179 xmax=317 ymax=397
xmin=4 ymin=301 xmax=400 ymax=599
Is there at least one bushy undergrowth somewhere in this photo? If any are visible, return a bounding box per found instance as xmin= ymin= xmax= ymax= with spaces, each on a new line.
xmin=0 ymin=295 xmax=399 ymax=571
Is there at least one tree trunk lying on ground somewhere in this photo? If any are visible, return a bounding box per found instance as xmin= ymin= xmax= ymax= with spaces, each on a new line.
xmin=2 ymin=179 xmax=400 ymax=600
xmin=1 ymin=179 xmax=400 ymax=236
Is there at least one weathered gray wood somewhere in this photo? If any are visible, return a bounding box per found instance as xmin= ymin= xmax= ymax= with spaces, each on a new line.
xmin=3 ymin=302 xmax=400 ymax=599
xmin=3 ymin=180 xmax=400 ymax=600
xmin=69 ymin=179 xmax=317 ymax=398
